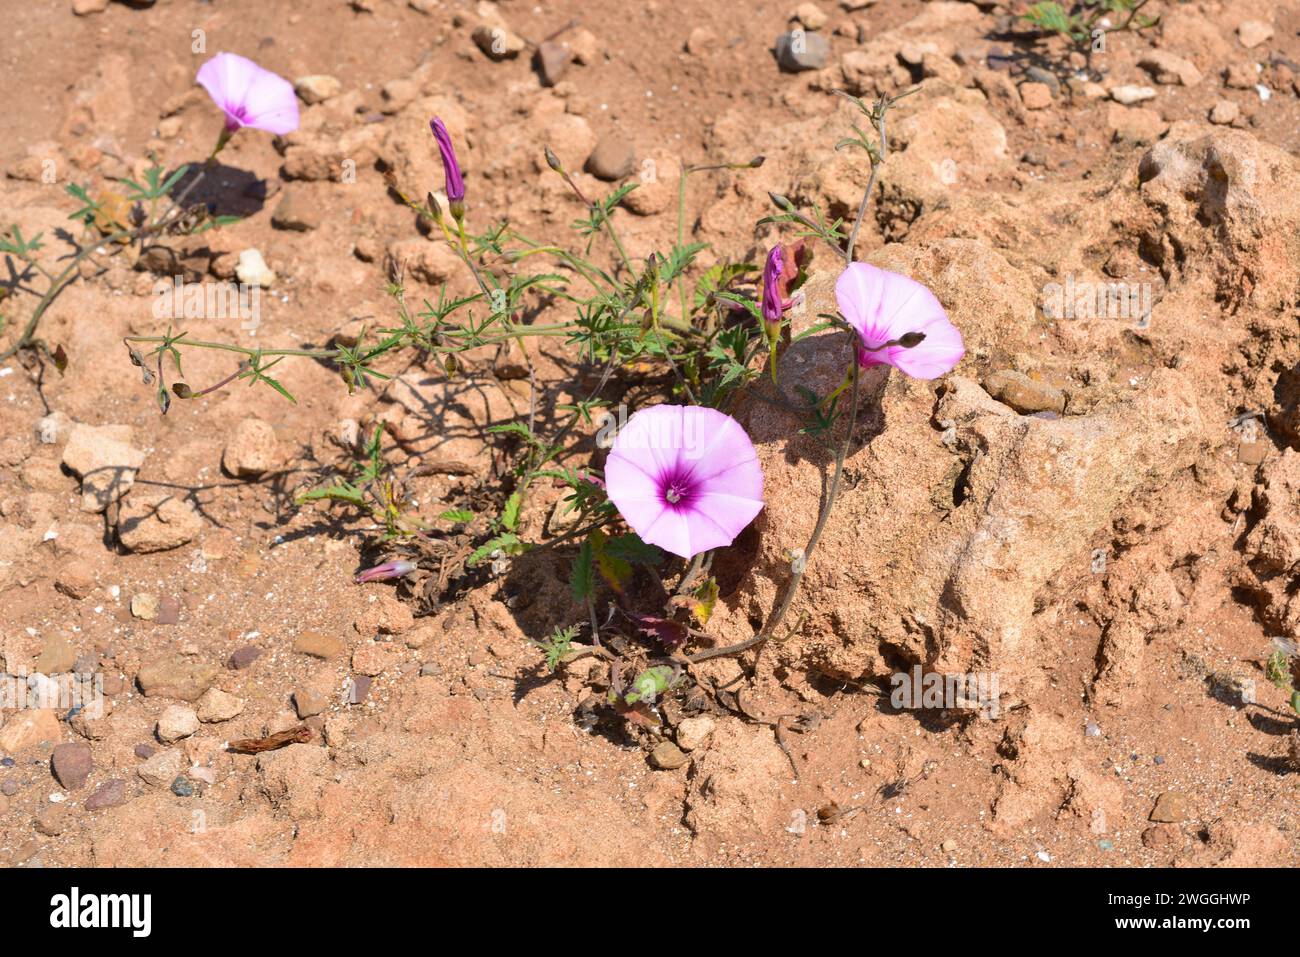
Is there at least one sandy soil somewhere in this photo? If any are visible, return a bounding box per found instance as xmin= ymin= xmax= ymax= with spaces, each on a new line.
xmin=0 ymin=0 xmax=1298 ymax=867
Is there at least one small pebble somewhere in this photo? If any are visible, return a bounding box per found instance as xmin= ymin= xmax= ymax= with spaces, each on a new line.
xmin=170 ymin=776 xmax=194 ymax=797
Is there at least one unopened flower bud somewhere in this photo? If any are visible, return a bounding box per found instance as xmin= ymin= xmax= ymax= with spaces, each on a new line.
xmin=354 ymin=559 xmax=418 ymax=584
xmin=769 ymin=192 xmax=794 ymax=211
xmin=544 ymin=144 xmax=564 ymax=174
xmin=171 ymin=382 xmax=193 ymax=399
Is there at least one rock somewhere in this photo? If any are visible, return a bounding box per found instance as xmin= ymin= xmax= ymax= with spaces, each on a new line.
xmin=1141 ymin=823 xmax=1185 ymax=849
xmin=1106 ymin=103 xmax=1166 ymax=145
xmin=585 ymin=135 xmax=636 ymax=181
xmin=61 ymin=423 xmax=146 ymax=513
xmin=137 ymin=657 xmax=219 ymax=702
xmin=1137 ymin=123 xmax=1300 ymax=308
xmin=131 ymin=593 xmax=160 ymax=621
xmin=222 ymin=417 xmax=282 ymax=478
xmin=227 ymin=646 xmax=262 ymax=671
xmin=568 ymin=28 xmax=600 ymax=65
xmin=84 ymin=778 xmax=127 ymax=811
xmin=1109 ymin=85 xmax=1156 ymax=105
xmin=1019 ymin=82 xmax=1052 ymax=110
xmin=473 ymin=24 xmax=526 ymax=60
xmin=156 ymin=705 xmax=199 ymax=743
xmin=1237 ymin=20 xmax=1273 ymax=49
xmin=118 ymin=495 xmax=203 ymax=553
xmin=235 ymin=248 xmax=276 ymax=288
xmin=1209 ymin=100 xmax=1240 ymax=125
xmin=380 ymin=78 xmax=419 ymax=113
xmin=941 ymin=838 xmax=958 ymax=853
xmin=685 ymin=26 xmax=714 ymax=55
xmin=0 ymin=710 xmax=62 ymax=753
xmin=535 ymin=42 xmax=571 ymax=86
xmin=649 ymin=741 xmax=690 ymax=770
xmin=775 ymin=30 xmax=829 ymax=71
xmin=294 ymin=74 xmax=342 ymax=104
xmin=171 ymin=776 xmax=194 ymax=797
xmin=792 ymin=2 xmax=828 ymax=30
xmin=72 ymin=0 xmax=110 ymax=13
xmin=871 ymin=94 xmax=1010 ymax=234
xmin=675 ymin=715 xmax=716 ymax=752
xmin=54 ymin=562 xmax=96 ymax=600
xmin=293 ymin=631 xmax=346 ymax=659
xmin=1138 ymin=50 xmax=1202 ymax=86
xmin=196 ymin=688 xmax=244 ymax=723
xmin=35 ymin=411 xmax=72 ymax=445
xmin=1150 ymin=791 xmax=1189 ymax=823
xmin=51 ymin=742 xmax=92 ymax=789
xmin=982 ymin=370 xmax=1066 ymax=415
xmin=137 ymin=749 xmax=183 ymax=788
xmin=293 ymin=688 xmax=330 ymax=719
xmin=385 ymin=239 xmax=462 ymax=285
xmin=271 ymin=188 xmax=321 ymax=231
xmin=36 ymin=634 xmax=76 ymax=674
xmin=622 ymin=149 xmax=681 ymax=216
xmin=1244 ymin=450 xmax=1300 ymax=573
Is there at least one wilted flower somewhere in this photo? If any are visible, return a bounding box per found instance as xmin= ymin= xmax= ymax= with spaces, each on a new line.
xmin=196 ymin=53 xmax=299 ymax=143
xmin=354 ymin=560 xmax=417 ymax=584
xmin=835 ymin=262 xmax=964 ymax=379
xmin=604 ymin=405 xmax=764 ymax=560
xmin=429 ymin=117 xmax=465 ymax=219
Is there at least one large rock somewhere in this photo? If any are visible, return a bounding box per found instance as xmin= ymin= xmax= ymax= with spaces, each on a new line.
xmin=137 ymin=656 xmax=219 ymax=702
xmin=712 ymin=259 xmax=1204 ymax=688
xmin=1138 ymin=123 xmax=1300 ymax=310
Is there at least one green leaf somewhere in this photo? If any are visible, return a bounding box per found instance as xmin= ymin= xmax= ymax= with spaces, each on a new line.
xmin=501 ymin=491 xmax=522 ymax=532
xmin=623 ymin=665 xmax=674 ymax=705
xmin=467 ymin=532 xmax=523 ymax=567
xmin=603 ymin=533 xmax=665 ymax=566
xmin=571 ymin=536 xmax=594 ymax=603
xmin=694 ymin=261 xmax=758 ymax=308
xmin=439 ymin=508 xmax=474 ymax=524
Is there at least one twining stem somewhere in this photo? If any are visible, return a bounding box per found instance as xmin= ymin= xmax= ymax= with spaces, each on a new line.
xmin=687 ymin=332 xmax=861 ymax=665
xmin=844 ymin=110 xmax=887 ymax=266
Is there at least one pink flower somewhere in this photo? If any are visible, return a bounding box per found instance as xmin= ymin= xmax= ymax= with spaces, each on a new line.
xmin=354 ymin=560 xmax=417 ymax=584
xmin=835 ymin=262 xmax=964 ymax=379
xmin=604 ymin=405 xmax=764 ymax=560
xmin=197 ymin=53 xmax=299 ymax=136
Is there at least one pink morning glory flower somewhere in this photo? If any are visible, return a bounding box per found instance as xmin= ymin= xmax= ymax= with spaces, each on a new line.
xmin=835 ymin=262 xmax=964 ymax=379
xmin=604 ymin=405 xmax=764 ymax=560
xmin=197 ymin=52 xmax=299 ymax=137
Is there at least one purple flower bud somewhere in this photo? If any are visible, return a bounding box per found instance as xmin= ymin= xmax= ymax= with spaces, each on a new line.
xmin=429 ymin=117 xmax=465 ymax=217
xmin=354 ymin=560 xmax=417 ymax=584
xmin=761 ymin=245 xmax=784 ymax=333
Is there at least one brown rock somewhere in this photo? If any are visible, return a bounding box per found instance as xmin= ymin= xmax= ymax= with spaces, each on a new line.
xmin=222 ymin=417 xmax=282 ymax=478
xmin=293 ymin=631 xmax=347 ymax=659
xmin=118 ymin=495 xmax=203 ymax=553
xmin=649 ymin=741 xmax=689 ymax=770
xmin=585 ymin=135 xmax=636 ymax=181
xmin=1019 ymin=82 xmax=1052 ymax=110
xmin=85 ymin=778 xmax=128 ymax=811
xmin=51 ymin=742 xmax=93 ymax=789
xmin=1150 ymin=791 xmax=1189 ymax=823
xmin=61 ymin=423 xmax=146 ymax=513
xmin=137 ymin=657 xmax=219 ymax=702
xmin=0 ymin=710 xmax=62 ymax=753
xmin=982 ymin=370 xmax=1066 ymax=415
